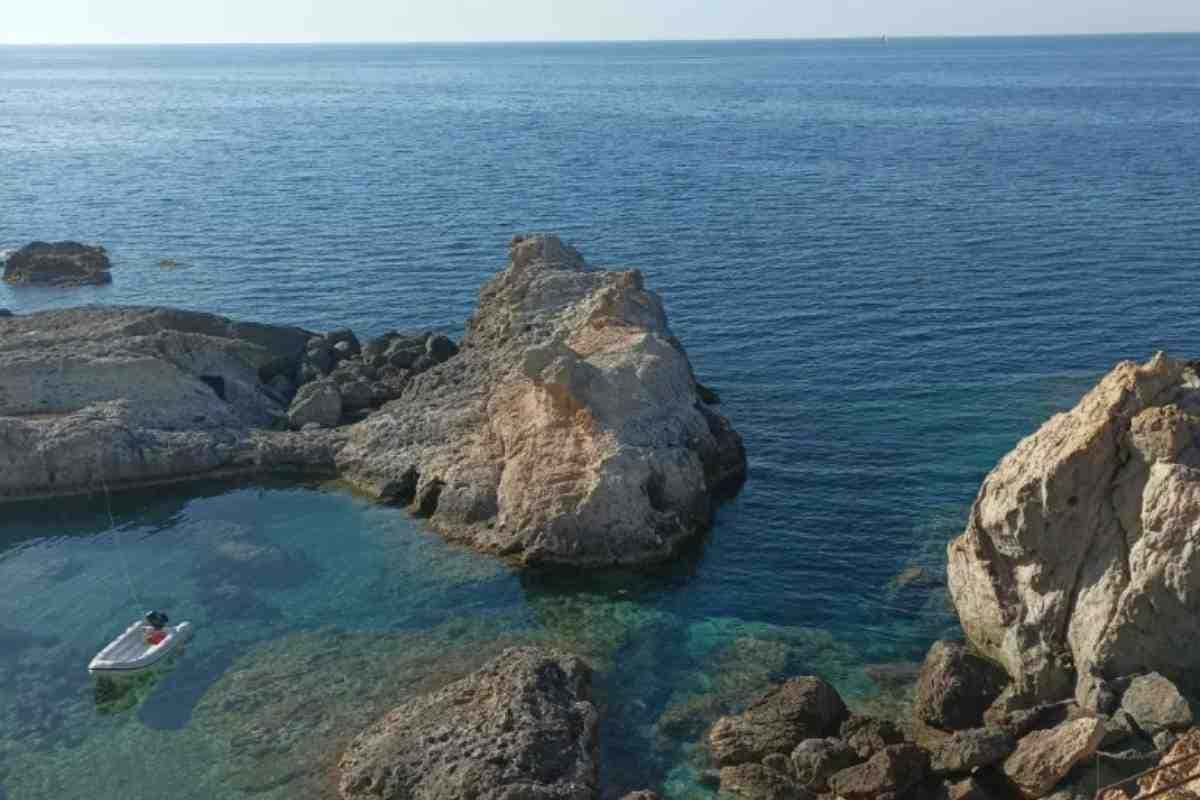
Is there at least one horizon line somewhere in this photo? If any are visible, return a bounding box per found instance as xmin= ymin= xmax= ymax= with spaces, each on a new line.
xmin=2 ymin=30 xmax=1199 ymax=47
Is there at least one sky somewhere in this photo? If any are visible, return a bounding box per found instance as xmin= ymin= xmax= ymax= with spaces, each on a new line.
xmin=2 ymin=0 xmax=1198 ymax=44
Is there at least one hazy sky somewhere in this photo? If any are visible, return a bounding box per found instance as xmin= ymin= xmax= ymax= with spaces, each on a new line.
xmin=3 ymin=0 xmax=1198 ymax=44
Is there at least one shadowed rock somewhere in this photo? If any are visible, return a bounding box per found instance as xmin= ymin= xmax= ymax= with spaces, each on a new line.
xmin=3 ymin=241 xmax=112 ymax=286
xmin=337 ymin=646 xmax=598 ymax=800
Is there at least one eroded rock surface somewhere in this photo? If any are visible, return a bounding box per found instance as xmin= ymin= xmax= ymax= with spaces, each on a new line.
xmin=0 ymin=236 xmax=745 ymax=568
xmin=337 ymin=646 xmax=598 ymax=800
xmin=0 ymin=306 xmax=337 ymax=500
xmin=1002 ymin=716 xmax=1105 ymax=799
xmin=3 ymin=241 xmax=112 ymax=286
xmin=337 ymin=235 xmax=746 ymax=566
xmin=948 ymin=353 xmax=1200 ymax=705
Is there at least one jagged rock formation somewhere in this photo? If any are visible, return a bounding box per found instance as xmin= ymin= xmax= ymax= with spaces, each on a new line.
xmin=948 ymin=353 xmax=1200 ymax=706
xmin=336 ymin=235 xmax=746 ymax=566
xmin=337 ymin=647 xmax=598 ymax=800
xmin=0 ymin=236 xmax=745 ymax=568
xmin=3 ymin=241 xmax=113 ymax=286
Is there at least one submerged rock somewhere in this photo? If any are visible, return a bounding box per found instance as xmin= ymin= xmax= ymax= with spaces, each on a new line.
xmin=3 ymin=241 xmax=112 ymax=286
xmin=338 ymin=235 xmax=746 ymax=566
xmin=948 ymin=353 xmax=1200 ymax=706
xmin=337 ymin=646 xmax=598 ymax=800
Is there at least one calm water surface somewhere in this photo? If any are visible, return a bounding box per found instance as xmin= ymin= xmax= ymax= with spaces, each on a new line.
xmin=1 ymin=35 xmax=1199 ymax=799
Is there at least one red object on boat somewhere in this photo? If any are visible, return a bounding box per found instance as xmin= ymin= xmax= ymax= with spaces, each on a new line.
xmin=145 ymin=629 xmax=167 ymax=646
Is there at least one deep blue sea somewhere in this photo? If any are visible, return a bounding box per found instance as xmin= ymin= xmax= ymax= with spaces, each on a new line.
xmin=2 ymin=35 xmax=1199 ymax=799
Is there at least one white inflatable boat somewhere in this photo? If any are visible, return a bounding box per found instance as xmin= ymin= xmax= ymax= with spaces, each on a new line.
xmin=88 ymin=619 xmax=193 ymax=676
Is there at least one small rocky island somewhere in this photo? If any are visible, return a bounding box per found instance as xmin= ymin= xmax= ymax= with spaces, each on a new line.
xmin=0 ymin=235 xmax=745 ymax=567
xmin=2 ymin=241 xmax=113 ymax=286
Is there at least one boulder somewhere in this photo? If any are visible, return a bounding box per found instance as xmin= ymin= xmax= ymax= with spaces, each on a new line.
xmin=338 ymin=235 xmax=747 ymax=566
xmin=708 ymin=677 xmax=848 ymax=767
xmin=337 ymin=646 xmax=598 ymax=800
xmin=930 ymin=727 xmax=1015 ymax=776
xmin=3 ymin=241 xmax=112 ymax=286
xmin=426 ymin=334 xmax=458 ymax=363
xmin=948 ymin=354 xmax=1200 ymax=705
xmin=827 ymin=743 xmax=929 ymax=800
xmin=717 ymin=764 xmax=809 ymax=800
xmin=916 ymin=641 xmax=1009 ymax=731
xmin=1002 ymin=716 xmax=1105 ymax=799
xmin=791 ymin=737 xmax=859 ymax=792
xmin=840 ymin=714 xmax=906 ymax=759
xmin=1120 ymin=672 xmax=1194 ymax=735
xmin=287 ymin=380 xmax=342 ymax=429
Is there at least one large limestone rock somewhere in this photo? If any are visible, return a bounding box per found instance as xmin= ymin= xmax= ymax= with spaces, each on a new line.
xmin=948 ymin=353 xmax=1200 ymax=705
xmin=3 ymin=241 xmax=113 ymax=286
xmin=338 ymin=235 xmax=746 ymax=566
xmin=337 ymin=646 xmax=598 ymax=800
xmin=1002 ymin=716 xmax=1105 ymax=799
xmin=0 ymin=236 xmax=746 ymax=569
xmin=0 ymin=306 xmax=335 ymax=500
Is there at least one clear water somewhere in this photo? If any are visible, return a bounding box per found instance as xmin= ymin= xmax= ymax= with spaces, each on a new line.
xmin=2 ymin=36 xmax=1199 ymax=799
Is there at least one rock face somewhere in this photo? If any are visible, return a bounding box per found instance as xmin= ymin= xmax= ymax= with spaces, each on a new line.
xmin=3 ymin=241 xmax=113 ymax=286
xmin=337 ymin=646 xmax=598 ymax=800
xmin=708 ymin=677 xmax=848 ymax=767
xmin=1002 ymin=716 xmax=1105 ymax=799
xmin=916 ymin=641 xmax=1009 ymax=731
xmin=0 ymin=237 xmax=745 ymax=568
xmin=948 ymin=353 xmax=1200 ymax=705
xmin=0 ymin=306 xmax=337 ymax=500
xmin=338 ymin=235 xmax=747 ymax=566
xmin=929 ymin=727 xmax=1015 ymax=775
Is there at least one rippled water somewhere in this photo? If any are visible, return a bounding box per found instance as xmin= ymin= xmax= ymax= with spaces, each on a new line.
xmin=2 ymin=36 xmax=1199 ymax=799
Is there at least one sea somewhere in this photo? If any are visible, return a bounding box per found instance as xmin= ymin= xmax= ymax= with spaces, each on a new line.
xmin=1 ymin=35 xmax=1198 ymax=799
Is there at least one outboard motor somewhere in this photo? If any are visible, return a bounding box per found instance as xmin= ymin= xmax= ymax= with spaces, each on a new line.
xmin=144 ymin=611 xmax=169 ymax=630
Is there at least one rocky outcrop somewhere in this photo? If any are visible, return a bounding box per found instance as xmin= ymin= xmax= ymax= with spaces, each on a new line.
xmin=3 ymin=241 xmax=113 ymax=286
xmin=337 ymin=235 xmax=746 ymax=566
xmin=0 ymin=236 xmax=746 ymax=570
xmin=948 ymin=353 xmax=1200 ymax=706
xmin=337 ymin=646 xmax=598 ymax=800
xmin=0 ymin=306 xmax=337 ymax=500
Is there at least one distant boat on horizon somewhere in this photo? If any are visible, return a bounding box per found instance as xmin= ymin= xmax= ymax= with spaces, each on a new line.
xmin=881 ymin=34 xmax=889 ymax=44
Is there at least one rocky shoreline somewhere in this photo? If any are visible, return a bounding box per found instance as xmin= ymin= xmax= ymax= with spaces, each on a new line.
xmin=6 ymin=237 xmax=1200 ymax=798
xmin=0 ymin=235 xmax=746 ymax=567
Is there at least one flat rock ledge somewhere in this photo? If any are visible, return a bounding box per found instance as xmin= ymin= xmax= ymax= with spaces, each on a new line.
xmin=337 ymin=646 xmax=598 ymax=800
xmin=0 ymin=235 xmax=746 ymax=567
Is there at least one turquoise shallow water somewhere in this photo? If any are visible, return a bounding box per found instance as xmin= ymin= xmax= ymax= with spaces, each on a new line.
xmin=2 ymin=35 xmax=1200 ymax=798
